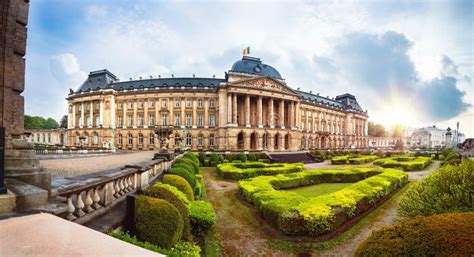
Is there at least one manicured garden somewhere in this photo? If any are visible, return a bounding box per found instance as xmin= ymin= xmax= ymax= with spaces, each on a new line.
xmin=373 ymin=155 xmax=432 ymax=171
xmin=216 ymin=162 xmax=304 ymax=180
xmin=285 ymin=183 xmax=354 ymax=197
xmin=331 ymin=155 xmax=378 ymax=165
xmin=239 ymin=167 xmax=408 ymax=236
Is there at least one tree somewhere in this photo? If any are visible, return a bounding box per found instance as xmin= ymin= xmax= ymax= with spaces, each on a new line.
xmin=368 ymin=121 xmax=387 ymax=137
xmin=44 ymin=118 xmax=59 ymax=129
xmin=24 ymin=115 xmax=58 ymax=129
xmin=59 ymin=115 xmax=68 ymax=128
xmin=390 ymin=124 xmax=404 ymax=138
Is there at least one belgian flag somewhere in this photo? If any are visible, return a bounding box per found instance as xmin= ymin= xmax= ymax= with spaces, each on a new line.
xmin=243 ymin=46 xmax=250 ymax=56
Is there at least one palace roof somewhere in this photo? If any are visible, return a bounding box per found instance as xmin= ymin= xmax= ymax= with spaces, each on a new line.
xmin=230 ymin=56 xmax=282 ymax=79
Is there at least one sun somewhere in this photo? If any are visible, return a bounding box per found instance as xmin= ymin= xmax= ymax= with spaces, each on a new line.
xmin=373 ymin=95 xmax=418 ymax=128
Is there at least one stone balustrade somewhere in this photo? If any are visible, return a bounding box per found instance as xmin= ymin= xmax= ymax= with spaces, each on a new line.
xmin=36 ymin=149 xmax=116 ymax=155
xmin=54 ymin=155 xmax=181 ymax=223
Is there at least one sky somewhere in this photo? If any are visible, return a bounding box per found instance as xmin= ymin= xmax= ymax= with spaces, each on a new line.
xmin=24 ymin=0 xmax=473 ymax=137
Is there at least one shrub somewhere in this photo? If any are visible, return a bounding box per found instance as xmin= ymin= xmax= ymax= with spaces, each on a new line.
xmin=169 ymin=167 xmax=198 ymax=192
xmin=163 ymin=174 xmax=194 ymax=201
xmin=225 ymin=154 xmax=233 ymax=162
xmin=203 ymin=159 xmax=209 ymax=167
xmin=217 ymin=162 xmax=304 ymax=180
xmin=172 ymin=162 xmax=194 ymax=174
xmin=134 ymin=195 xmax=184 ymax=248
xmin=373 ymin=156 xmax=431 ymax=171
xmin=331 ymin=155 xmax=348 ymax=165
xmin=355 ymin=212 xmax=474 ymax=257
xmin=189 ymin=200 xmax=217 ymax=236
xmin=239 ymin=167 xmax=408 ymax=236
xmin=258 ymin=159 xmax=270 ymax=163
xmin=183 ymin=152 xmax=200 ymax=166
xmin=259 ymin=153 xmax=269 ymax=159
xmin=143 ymin=183 xmax=191 ymax=240
xmin=247 ymin=153 xmax=257 ymax=161
xmin=314 ymin=150 xmax=326 ymax=160
xmin=398 ymin=159 xmax=474 ymax=217
xmin=110 ymin=231 xmax=201 ymax=257
xmin=209 ymin=153 xmax=220 ymax=166
xmin=237 ymin=153 xmax=248 ymax=162
xmin=198 ymin=152 xmax=206 ymax=164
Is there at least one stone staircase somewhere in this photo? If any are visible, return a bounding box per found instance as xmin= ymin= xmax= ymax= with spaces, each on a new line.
xmin=269 ymin=152 xmax=321 ymax=164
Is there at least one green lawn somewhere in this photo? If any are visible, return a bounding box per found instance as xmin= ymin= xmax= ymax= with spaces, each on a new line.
xmin=284 ymin=183 xmax=354 ymax=197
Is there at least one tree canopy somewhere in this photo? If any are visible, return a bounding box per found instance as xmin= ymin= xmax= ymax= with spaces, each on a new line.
xmin=24 ymin=115 xmax=59 ymax=130
xmin=368 ymin=121 xmax=387 ymax=137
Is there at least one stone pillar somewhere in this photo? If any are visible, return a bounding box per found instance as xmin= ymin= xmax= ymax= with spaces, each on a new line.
xmin=279 ymin=100 xmax=285 ymax=129
xmin=144 ymin=99 xmax=149 ymax=128
xmin=295 ymin=102 xmax=301 ymax=130
xmin=192 ymin=98 xmax=197 ymax=128
xmin=123 ymin=101 xmax=127 ymax=128
xmin=89 ymin=102 xmax=93 ymax=128
xmin=180 ymin=98 xmax=185 ymax=127
xmin=227 ymin=93 xmax=232 ymax=125
xmin=133 ymin=100 xmax=138 ymax=128
xmin=289 ymin=101 xmax=294 ymax=129
xmin=269 ymin=98 xmax=274 ymax=128
xmin=80 ymin=102 xmax=84 ymax=128
xmin=71 ymin=104 xmax=76 ymax=128
xmin=257 ymin=96 xmax=263 ymax=128
xmin=204 ymin=98 xmax=209 ymax=128
xmin=99 ymin=100 xmax=104 ymax=127
xmin=245 ymin=95 xmax=250 ymax=127
xmin=232 ymin=93 xmax=237 ymax=125
xmin=155 ymin=99 xmax=160 ymax=126
xmin=168 ymin=98 xmax=173 ymax=127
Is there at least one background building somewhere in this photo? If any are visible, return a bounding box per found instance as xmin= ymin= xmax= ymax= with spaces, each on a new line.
xmin=22 ymin=128 xmax=68 ymax=146
xmin=405 ymin=125 xmax=464 ymax=148
xmin=66 ymin=56 xmax=369 ymax=151
xmin=368 ymin=136 xmax=401 ymax=149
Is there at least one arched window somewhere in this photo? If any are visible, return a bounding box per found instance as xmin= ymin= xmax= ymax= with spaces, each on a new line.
xmin=197 ymin=133 xmax=203 ymax=146
xmin=118 ymin=134 xmax=123 ymax=145
xmin=93 ymin=133 xmax=99 ymax=145
xmin=209 ymin=134 xmax=215 ymax=146
xmin=75 ymin=133 xmax=80 ymax=144
xmin=185 ymin=133 xmax=192 ymax=146
xmin=42 ymin=133 xmax=46 ymax=143
xmin=128 ymin=134 xmax=133 ymax=145
xmin=138 ymin=133 xmax=144 ymax=145
xmin=149 ymin=134 xmax=155 ymax=145
xmin=48 ymin=133 xmax=51 ymax=143
xmin=84 ymin=134 xmax=89 ymax=144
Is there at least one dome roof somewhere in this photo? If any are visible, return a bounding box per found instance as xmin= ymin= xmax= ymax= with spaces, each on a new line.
xmin=230 ymin=56 xmax=282 ymax=79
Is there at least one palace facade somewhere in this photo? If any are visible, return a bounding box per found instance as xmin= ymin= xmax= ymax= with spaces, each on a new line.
xmin=66 ymin=56 xmax=369 ymax=151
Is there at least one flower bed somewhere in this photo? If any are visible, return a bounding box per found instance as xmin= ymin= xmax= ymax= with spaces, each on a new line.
xmin=216 ymin=162 xmax=304 ymax=180
xmin=331 ymin=155 xmax=378 ymax=165
xmin=373 ymin=156 xmax=432 ymax=171
xmin=238 ymin=167 xmax=408 ymax=236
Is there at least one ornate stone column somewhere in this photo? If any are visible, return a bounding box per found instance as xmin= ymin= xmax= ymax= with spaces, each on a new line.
xmin=123 ymin=101 xmax=127 ymax=128
xmin=144 ymin=99 xmax=149 ymax=128
xmin=192 ymin=98 xmax=197 ymax=128
xmin=155 ymin=99 xmax=160 ymax=126
xmin=89 ymin=102 xmax=93 ymax=128
xmin=99 ymin=100 xmax=104 ymax=127
xmin=279 ymin=100 xmax=285 ymax=129
xmin=232 ymin=93 xmax=237 ymax=125
xmin=257 ymin=96 xmax=263 ymax=128
xmin=289 ymin=101 xmax=294 ymax=129
xmin=133 ymin=100 xmax=138 ymax=128
xmin=295 ymin=102 xmax=301 ymax=130
xmin=245 ymin=95 xmax=250 ymax=127
xmin=227 ymin=93 xmax=232 ymax=125
xmin=80 ymin=102 xmax=85 ymax=128
xmin=71 ymin=104 xmax=76 ymax=128
xmin=204 ymin=98 xmax=209 ymax=128
xmin=180 ymin=98 xmax=185 ymax=127
xmin=269 ymin=98 xmax=274 ymax=128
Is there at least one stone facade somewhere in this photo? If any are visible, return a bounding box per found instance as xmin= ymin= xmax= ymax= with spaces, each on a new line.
xmin=22 ymin=128 xmax=68 ymax=146
xmin=66 ymin=57 xmax=369 ymax=151
xmin=368 ymin=136 xmax=400 ymax=149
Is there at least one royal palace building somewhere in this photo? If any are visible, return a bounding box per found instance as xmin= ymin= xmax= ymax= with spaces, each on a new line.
xmin=66 ymin=56 xmax=369 ymax=151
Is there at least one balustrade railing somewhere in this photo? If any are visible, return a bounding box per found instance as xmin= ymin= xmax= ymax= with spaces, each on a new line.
xmin=36 ymin=149 xmax=115 ymax=155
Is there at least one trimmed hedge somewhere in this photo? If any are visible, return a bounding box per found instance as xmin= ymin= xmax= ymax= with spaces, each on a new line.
xmin=169 ymin=167 xmax=198 ymax=192
xmin=163 ymin=174 xmax=194 ymax=201
xmin=110 ymin=231 xmax=201 ymax=257
xmin=355 ymin=212 xmax=474 ymax=257
xmin=373 ymin=155 xmax=431 ymax=171
xmin=217 ymin=162 xmax=304 ymax=180
xmin=143 ymin=183 xmax=191 ymax=240
xmin=189 ymin=200 xmax=217 ymax=236
xmin=247 ymin=153 xmax=257 ymax=161
xmin=398 ymin=159 xmax=473 ymax=217
xmin=239 ymin=167 xmax=408 ymax=236
xmin=237 ymin=153 xmax=248 ymax=162
xmin=135 ymin=195 xmax=184 ymax=248
xmin=175 ymin=158 xmax=199 ymax=174
xmin=331 ymin=155 xmax=378 ymax=165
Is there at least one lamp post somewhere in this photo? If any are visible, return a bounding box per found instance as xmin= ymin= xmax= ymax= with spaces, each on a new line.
xmin=0 ymin=127 xmax=6 ymax=194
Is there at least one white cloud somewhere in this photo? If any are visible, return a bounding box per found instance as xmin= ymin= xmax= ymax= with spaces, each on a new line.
xmin=50 ymin=53 xmax=87 ymax=88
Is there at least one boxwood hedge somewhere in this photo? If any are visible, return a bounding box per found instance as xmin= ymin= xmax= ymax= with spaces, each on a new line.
xmin=189 ymin=200 xmax=217 ymax=236
xmin=216 ymin=162 xmax=304 ymax=180
xmin=331 ymin=155 xmax=378 ymax=165
xmin=238 ymin=167 xmax=408 ymax=236
xmin=373 ymin=156 xmax=431 ymax=171
xmin=355 ymin=212 xmax=474 ymax=257
xmin=163 ymin=174 xmax=195 ymax=202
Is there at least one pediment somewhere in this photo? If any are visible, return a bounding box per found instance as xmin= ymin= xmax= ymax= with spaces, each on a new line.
xmin=230 ymin=77 xmax=298 ymax=96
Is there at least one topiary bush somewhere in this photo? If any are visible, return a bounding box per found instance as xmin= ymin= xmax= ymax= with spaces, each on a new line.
xmin=183 ymin=152 xmax=200 ymax=166
xmin=355 ymin=212 xmax=474 ymax=257
xmin=209 ymin=153 xmax=220 ymax=167
xmin=398 ymin=159 xmax=474 ymax=217
xmin=143 ymin=183 xmax=191 ymax=240
xmin=247 ymin=153 xmax=257 ymax=162
xmin=217 ymin=162 xmax=304 ymax=180
xmin=163 ymin=174 xmax=194 ymax=201
xmin=189 ymin=200 xmax=217 ymax=236
xmin=169 ymin=167 xmax=198 ymax=192
xmin=237 ymin=153 xmax=247 ymax=162
xmin=224 ymin=153 xmax=233 ymax=162
xmin=134 ymin=195 xmax=184 ymax=248
xmin=198 ymin=152 xmax=206 ymax=164
xmin=314 ymin=150 xmax=326 ymax=160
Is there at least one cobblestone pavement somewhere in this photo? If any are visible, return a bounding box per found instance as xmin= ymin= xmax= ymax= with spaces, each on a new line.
xmin=40 ymin=151 xmax=158 ymax=178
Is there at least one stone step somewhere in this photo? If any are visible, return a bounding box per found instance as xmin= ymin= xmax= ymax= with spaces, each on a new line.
xmin=5 ymin=178 xmax=48 ymax=212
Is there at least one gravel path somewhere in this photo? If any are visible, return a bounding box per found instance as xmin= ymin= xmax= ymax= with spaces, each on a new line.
xmin=40 ymin=151 xmax=158 ymax=178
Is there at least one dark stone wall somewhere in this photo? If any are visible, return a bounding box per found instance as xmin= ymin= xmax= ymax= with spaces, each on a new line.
xmin=0 ymin=0 xmax=29 ymax=142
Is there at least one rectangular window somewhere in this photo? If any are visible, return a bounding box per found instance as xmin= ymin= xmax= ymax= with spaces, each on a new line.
xmin=175 ymin=99 xmax=180 ymax=107
xmin=118 ymin=116 xmax=123 ymax=127
xmin=128 ymin=115 xmax=133 ymax=126
xmin=149 ymin=100 xmax=155 ymax=108
xmin=149 ymin=134 xmax=154 ymax=145
xmin=209 ymin=134 xmax=215 ymax=146
xmin=96 ymin=102 xmax=100 ymax=110
xmin=174 ymin=114 xmax=181 ymax=126
xmin=149 ymin=114 xmax=155 ymax=126
xmin=162 ymin=114 xmax=168 ymax=125
xmin=185 ymin=113 xmax=192 ymax=127
xmin=117 ymin=102 xmax=122 ymax=109
xmin=209 ymin=99 xmax=215 ymax=108
xmin=95 ymin=116 xmax=100 ymax=127
xmin=162 ymin=99 xmax=168 ymax=108
xmin=186 ymin=99 xmax=192 ymax=107
xmin=128 ymin=101 xmax=133 ymax=109
xmin=197 ymin=114 xmax=203 ymax=127
xmin=138 ymin=100 xmax=144 ymax=109
xmin=118 ymin=135 xmax=123 ymax=145
xmin=197 ymin=135 xmax=203 ymax=146
xmin=197 ymin=99 xmax=203 ymax=108
xmin=209 ymin=114 xmax=215 ymax=127
xmin=87 ymin=116 xmax=91 ymax=127
xmin=138 ymin=115 xmax=144 ymax=126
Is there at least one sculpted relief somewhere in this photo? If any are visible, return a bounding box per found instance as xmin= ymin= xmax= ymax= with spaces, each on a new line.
xmin=232 ymin=78 xmax=296 ymax=95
